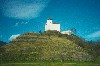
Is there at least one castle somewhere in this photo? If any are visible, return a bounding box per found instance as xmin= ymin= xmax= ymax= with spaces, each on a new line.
xmin=45 ymin=18 xmax=72 ymax=35
xmin=45 ymin=18 xmax=60 ymax=32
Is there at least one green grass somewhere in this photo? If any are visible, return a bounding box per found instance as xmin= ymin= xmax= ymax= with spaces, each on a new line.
xmin=0 ymin=61 xmax=100 ymax=66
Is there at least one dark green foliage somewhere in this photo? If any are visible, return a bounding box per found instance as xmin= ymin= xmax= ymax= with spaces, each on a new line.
xmin=0 ymin=62 xmax=100 ymax=66
xmin=0 ymin=32 xmax=99 ymax=62
xmin=0 ymin=40 xmax=7 ymax=46
xmin=65 ymin=34 xmax=87 ymax=48
xmin=44 ymin=30 xmax=60 ymax=36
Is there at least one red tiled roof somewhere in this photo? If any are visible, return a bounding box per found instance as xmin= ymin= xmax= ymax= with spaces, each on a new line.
xmin=53 ymin=22 xmax=60 ymax=24
xmin=48 ymin=18 xmax=52 ymax=20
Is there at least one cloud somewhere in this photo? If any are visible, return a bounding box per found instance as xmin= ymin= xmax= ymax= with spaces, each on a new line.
xmin=1 ymin=0 xmax=50 ymax=19
xmin=21 ymin=22 xmax=29 ymax=24
xmin=9 ymin=34 xmax=20 ymax=41
xmin=24 ymin=22 xmax=28 ymax=24
xmin=86 ymin=31 xmax=100 ymax=38
xmin=14 ymin=21 xmax=29 ymax=26
xmin=0 ymin=35 xmax=2 ymax=39
xmin=85 ymin=31 xmax=100 ymax=41
xmin=0 ymin=35 xmax=2 ymax=38
xmin=14 ymin=22 xmax=19 ymax=26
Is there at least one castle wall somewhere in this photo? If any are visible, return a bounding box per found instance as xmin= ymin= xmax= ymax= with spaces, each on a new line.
xmin=45 ymin=19 xmax=60 ymax=32
xmin=50 ymin=24 xmax=60 ymax=31
xmin=61 ymin=30 xmax=72 ymax=35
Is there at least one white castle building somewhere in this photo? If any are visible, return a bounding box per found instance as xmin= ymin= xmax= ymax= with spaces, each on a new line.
xmin=45 ymin=18 xmax=72 ymax=35
xmin=45 ymin=18 xmax=60 ymax=32
xmin=61 ymin=30 xmax=72 ymax=35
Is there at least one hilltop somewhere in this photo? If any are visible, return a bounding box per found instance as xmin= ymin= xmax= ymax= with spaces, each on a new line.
xmin=0 ymin=40 xmax=7 ymax=46
xmin=0 ymin=31 xmax=97 ymax=62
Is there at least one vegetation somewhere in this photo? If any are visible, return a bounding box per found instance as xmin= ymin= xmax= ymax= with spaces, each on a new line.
xmin=0 ymin=40 xmax=7 ymax=46
xmin=0 ymin=61 xmax=100 ymax=66
xmin=0 ymin=31 xmax=100 ymax=63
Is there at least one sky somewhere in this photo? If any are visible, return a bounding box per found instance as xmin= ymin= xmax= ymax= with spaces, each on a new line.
xmin=0 ymin=0 xmax=100 ymax=42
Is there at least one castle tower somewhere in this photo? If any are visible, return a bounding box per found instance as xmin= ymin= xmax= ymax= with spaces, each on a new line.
xmin=47 ymin=18 xmax=52 ymax=24
xmin=45 ymin=18 xmax=60 ymax=32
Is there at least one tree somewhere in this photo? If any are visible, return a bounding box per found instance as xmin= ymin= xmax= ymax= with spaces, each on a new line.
xmin=0 ymin=40 xmax=7 ymax=46
xmin=71 ymin=28 xmax=76 ymax=34
xmin=39 ymin=30 xmax=42 ymax=35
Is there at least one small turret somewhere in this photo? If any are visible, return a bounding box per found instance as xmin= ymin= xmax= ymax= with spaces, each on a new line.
xmin=47 ymin=18 xmax=53 ymax=24
xmin=48 ymin=18 xmax=52 ymax=20
xmin=45 ymin=18 xmax=60 ymax=32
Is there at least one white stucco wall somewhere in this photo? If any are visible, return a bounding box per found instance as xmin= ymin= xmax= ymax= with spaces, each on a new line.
xmin=51 ymin=24 xmax=60 ymax=31
xmin=61 ymin=30 xmax=72 ymax=35
xmin=45 ymin=19 xmax=60 ymax=32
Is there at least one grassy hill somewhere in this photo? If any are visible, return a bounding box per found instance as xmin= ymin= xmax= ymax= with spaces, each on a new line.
xmin=0 ymin=40 xmax=7 ymax=46
xmin=0 ymin=31 xmax=94 ymax=62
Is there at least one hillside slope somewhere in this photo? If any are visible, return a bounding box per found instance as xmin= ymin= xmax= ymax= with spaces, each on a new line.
xmin=0 ymin=40 xmax=7 ymax=46
xmin=0 ymin=32 xmax=93 ymax=61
